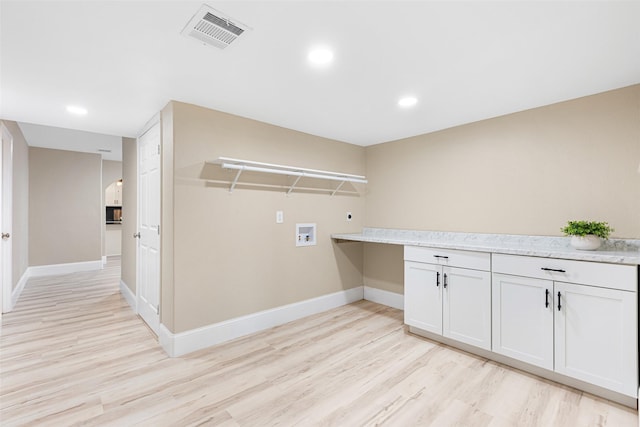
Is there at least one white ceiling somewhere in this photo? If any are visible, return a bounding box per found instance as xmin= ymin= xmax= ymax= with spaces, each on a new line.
xmin=2 ymin=1 xmax=640 ymax=156
xmin=17 ymin=122 xmax=122 ymax=162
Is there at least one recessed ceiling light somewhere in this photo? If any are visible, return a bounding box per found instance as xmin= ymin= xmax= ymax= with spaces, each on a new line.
xmin=307 ymin=47 xmax=334 ymax=66
xmin=66 ymin=105 xmax=88 ymax=115
xmin=398 ymin=96 xmax=418 ymax=108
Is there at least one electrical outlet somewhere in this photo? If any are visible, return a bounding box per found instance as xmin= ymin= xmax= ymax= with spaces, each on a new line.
xmin=276 ymin=211 xmax=284 ymax=224
xmin=346 ymin=212 xmax=352 ymax=222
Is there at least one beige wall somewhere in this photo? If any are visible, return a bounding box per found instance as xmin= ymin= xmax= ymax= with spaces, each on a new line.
xmin=0 ymin=121 xmax=29 ymax=289
xmin=164 ymin=101 xmax=366 ymax=333
xmin=363 ymin=243 xmax=404 ymax=295
xmin=121 ymin=137 xmax=137 ymax=293
xmin=29 ymin=147 xmax=102 ymax=266
xmin=102 ymin=160 xmax=122 ymax=191
xmin=364 ymin=84 xmax=640 ymax=293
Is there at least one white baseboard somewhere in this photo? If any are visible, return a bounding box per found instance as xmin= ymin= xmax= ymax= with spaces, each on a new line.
xmin=6 ymin=268 xmax=30 ymax=312
xmin=158 ymin=324 xmax=176 ymax=357
xmin=119 ymin=280 xmax=137 ymax=312
xmin=364 ymin=286 xmax=404 ymax=310
xmin=28 ymin=260 xmax=103 ymax=277
xmin=160 ymin=286 xmax=364 ymax=357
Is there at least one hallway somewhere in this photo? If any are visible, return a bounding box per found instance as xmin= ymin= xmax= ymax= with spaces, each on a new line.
xmin=0 ymin=257 xmax=163 ymax=424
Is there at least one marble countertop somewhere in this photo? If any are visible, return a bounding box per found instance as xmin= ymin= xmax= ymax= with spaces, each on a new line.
xmin=332 ymin=228 xmax=640 ymax=265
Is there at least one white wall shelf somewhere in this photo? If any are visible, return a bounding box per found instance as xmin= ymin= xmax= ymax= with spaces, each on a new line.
xmin=207 ymin=157 xmax=367 ymax=195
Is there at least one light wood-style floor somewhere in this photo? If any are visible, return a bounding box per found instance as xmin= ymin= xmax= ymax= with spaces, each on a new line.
xmin=1 ymin=258 xmax=637 ymax=426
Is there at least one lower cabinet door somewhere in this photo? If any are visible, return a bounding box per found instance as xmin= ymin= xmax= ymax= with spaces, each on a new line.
xmin=554 ymin=281 xmax=637 ymax=396
xmin=492 ymin=273 xmax=554 ymax=370
xmin=404 ymin=261 xmax=442 ymax=334
xmin=443 ymin=266 xmax=491 ymax=350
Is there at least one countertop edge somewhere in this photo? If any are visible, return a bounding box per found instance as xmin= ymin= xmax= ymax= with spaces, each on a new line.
xmin=331 ymin=233 xmax=640 ymax=265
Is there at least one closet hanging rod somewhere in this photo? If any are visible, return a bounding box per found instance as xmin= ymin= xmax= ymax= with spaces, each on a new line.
xmin=213 ymin=157 xmax=367 ymax=180
xmin=220 ymin=163 xmax=368 ymax=184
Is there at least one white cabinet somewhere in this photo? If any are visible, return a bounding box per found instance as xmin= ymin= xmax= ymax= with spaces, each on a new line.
xmin=405 ymin=261 xmax=441 ymax=334
xmin=492 ymin=273 xmax=553 ymax=369
xmin=105 ymin=181 xmax=122 ymax=206
xmin=492 ymin=253 xmax=638 ymax=397
xmin=444 ymin=266 xmax=491 ymax=349
xmin=404 ymin=247 xmax=491 ymax=350
xmin=554 ymin=281 xmax=636 ymax=396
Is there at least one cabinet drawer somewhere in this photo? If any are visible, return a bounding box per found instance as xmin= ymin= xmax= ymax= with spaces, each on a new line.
xmin=492 ymin=253 xmax=637 ymax=292
xmin=404 ymin=246 xmax=490 ymax=271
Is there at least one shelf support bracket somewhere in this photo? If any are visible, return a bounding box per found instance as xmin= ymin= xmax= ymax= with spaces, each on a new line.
xmin=331 ymin=180 xmax=345 ymax=196
xmin=287 ymin=174 xmax=303 ymax=195
xmin=229 ymin=168 xmax=243 ymax=193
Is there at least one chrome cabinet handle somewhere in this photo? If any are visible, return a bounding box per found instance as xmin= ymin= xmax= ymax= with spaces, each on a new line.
xmin=1 ymin=233 xmax=9 ymax=239
xmin=133 ymin=232 xmax=141 ymax=238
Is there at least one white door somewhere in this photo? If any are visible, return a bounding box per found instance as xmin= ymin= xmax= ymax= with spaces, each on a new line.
xmin=1 ymin=124 xmax=13 ymax=314
xmin=492 ymin=273 xmax=553 ymax=369
xmin=404 ymin=261 xmax=442 ymax=334
xmin=137 ymin=121 xmax=161 ymax=334
xmin=555 ymin=281 xmax=637 ymax=396
xmin=443 ymin=266 xmax=491 ymax=350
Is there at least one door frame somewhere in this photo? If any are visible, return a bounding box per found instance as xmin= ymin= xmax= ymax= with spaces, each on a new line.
xmin=1 ymin=123 xmax=14 ymax=313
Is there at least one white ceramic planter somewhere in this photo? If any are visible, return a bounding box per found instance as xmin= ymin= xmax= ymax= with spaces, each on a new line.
xmin=570 ymin=235 xmax=602 ymax=250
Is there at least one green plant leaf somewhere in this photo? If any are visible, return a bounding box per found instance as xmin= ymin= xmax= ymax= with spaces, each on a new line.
xmin=561 ymin=221 xmax=614 ymax=239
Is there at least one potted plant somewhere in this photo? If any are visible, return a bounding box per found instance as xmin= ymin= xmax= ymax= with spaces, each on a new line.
xmin=561 ymin=220 xmax=614 ymax=250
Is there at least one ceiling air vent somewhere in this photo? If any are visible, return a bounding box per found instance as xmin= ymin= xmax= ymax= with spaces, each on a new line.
xmin=181 ymin=5 xmax=250 ymax=50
